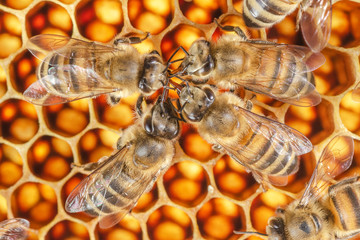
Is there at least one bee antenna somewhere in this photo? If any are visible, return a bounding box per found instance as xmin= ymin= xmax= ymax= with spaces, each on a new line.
xmin=233 ymin=230 xmax=268 ymax=237
xmin=136 ymin=95 xmax=144 ymax=117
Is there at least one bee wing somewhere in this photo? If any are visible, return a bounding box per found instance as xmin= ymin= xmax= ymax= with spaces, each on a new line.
xmin=236 ymin=43 xmax=324 ymax=106
xmin=27 ymin=34 xmax=119 ymax=61
xmin=298 ymin=135 xmax=354 ymax=207
xmin=300 ymin=0 xmax=332 ymax=52
xmin=0 ymin=218 xmax=29 ymax=240
xmin=238 ymin=107 xmax=313 ymax=156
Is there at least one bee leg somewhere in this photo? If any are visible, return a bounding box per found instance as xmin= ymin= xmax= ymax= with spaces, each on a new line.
xmin=71 ymin=156 xmax=109 ymax=173
xmin=215 ymin=19 xmax=249 ymax=41
xmin=136 ymin=95 xmax=144 ymax=117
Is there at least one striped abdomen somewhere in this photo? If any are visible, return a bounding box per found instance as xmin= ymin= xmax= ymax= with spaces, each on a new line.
xmin=253 ymin=47 xmax=315 ymax=101
xmin=235 ymin=125 xmax=298 ymax=176
xmin=37 ymin=47 xmax=107 ymax=97
xmin=243 ymin=0 xmax=301 ymax=28
xmin=329 ymin=177 xmax=360 ymax=234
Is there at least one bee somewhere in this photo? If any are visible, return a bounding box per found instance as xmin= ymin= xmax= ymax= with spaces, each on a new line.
xmin=0 ymin=218 xmax=30 ymax=240
xmin=265 ymin=135 xmax=356 ymax=240
xmin=242 ymin=0 xmax=332 ymax=52
xmin=24 ymin=34 xmax=167 ymax=105
xmin=178 ymin=85 xmax=313 ymax=187
xmin=176 ymin=21 xmax=325 ymax=107
xmin=65 ymin=97 xmax=180 ymax=228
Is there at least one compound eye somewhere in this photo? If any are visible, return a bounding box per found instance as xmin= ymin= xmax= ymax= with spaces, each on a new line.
xmin=144 ymin=116 xmax=153 ymax=134
xmin=203 ymin=87 xmax=215 ymax=106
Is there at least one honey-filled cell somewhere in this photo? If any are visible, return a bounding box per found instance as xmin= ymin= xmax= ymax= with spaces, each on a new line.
xmin=75 ymin=0 xmax=123 ymax=42
xmin=93 ymin=95 xmax=136 ymax=131
xmin=43 ymin=100 xmax=89 ymax=137
xmin=179 ymin=123 xmax=218 ymax=162
xmin=78 ymin=128 xmax=118 ymax=164
xmin=161 ymin=24 xmax=205 ymax=70
xmin=0 ymin=193 xmax=7 ymax=220
xmin=179 ymin=0 xmax=227 ymax=24
xmin=10 ymin=50 xmax=39 ymax=94
xmin=147 ymin=205 xmax=193 ymax=240
xmin=197 ymin=198 xmax=245 ymax=239
xmin=250 ymin=190 xmax=293 ymax=234
xmin=61 ymin=173 xmax=95 ymax=223
xmin=313 ymin=49 xmax=355 ymax=96
xmin=96 ymin=215 xmax=142 ymax=240
xmin=0 ymin=99 xmax=38 ymax=144
xmin=0 ymin=144 xmax=23 ymax=188
xmin=128 ymin=0 xmax=173 ymax=34
xmin=213 ymin=155 xmax=258 ymax=201
xmin=163 ymin=160 xmax=209 ymax=207
xmin=27 ymin=135 xmax=73 ymax=181
xmin=340 ymin=91 xmax=360 ymax=136
xmin=45 ymin=220 xmax=90 ymax=240
xmin=11 ymin=182 xmax=57 ymax=229
xmin=330 ymin=1 xmax=360 ymax=48
xmin=0 ymin=0 xmax=32 ymax=10
xmin=0 ymin=66 xmax=7 ymax=98
xmin=25 ymin=2 xmax=73 ymax=37
xmin=0 ymin=11 xmax=22 ymax=58
xmin=285 ymin=99 xmax=334 ymax=145
xmin=133 ymin=183 xmax=158 ymax=213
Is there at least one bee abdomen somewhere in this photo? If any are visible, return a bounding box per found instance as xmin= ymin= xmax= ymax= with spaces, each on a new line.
xmin=329 ymin=177 xmax=360 ymax=231
xmin=243 ymin=0 xmax=298 ymax=28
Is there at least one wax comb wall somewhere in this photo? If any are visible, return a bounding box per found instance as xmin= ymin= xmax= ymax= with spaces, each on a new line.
xmin=0 ymin=0 xmax=360 ymax=239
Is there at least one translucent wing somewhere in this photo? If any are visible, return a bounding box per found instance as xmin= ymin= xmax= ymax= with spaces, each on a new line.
xmin=300 ymin=0 xmax=332 ymax=52
xmin=0 ymin=218 xmax=29 ymax=240
xmin=298 ymin=135 xmax=354 ymax=207
xmin=234 ymin=42 xmax=324 ymax=106
xmin=25 ymin=34 xmax=126 ymax=105
xmin=238 ymin=107 xmax=313 ymax=156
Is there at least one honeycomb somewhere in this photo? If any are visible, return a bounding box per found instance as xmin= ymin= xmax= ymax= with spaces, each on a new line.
xmin=0 ymin=0 xmax=360 ymax=239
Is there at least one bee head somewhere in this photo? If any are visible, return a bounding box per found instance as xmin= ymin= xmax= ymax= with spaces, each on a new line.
xmin=144 ymin=100 xmax=179 ymax=140
xmin=139 ymin=51 xmax=166 ymax=95
xmin=179 ymin=86 xmax=215 ymax=122
xmin=267 ymin=216 xmax=286 ymax=240
xmin=179 ymin=39 xmax=214 ymax=80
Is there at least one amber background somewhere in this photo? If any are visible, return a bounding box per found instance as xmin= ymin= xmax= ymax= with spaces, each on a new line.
xmin=0 ymin=0 xmax=360 ymax=239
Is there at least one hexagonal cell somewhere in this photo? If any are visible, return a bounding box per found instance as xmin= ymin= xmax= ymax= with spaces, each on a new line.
xmin=163 ymin=160 xmax=209 ymax=207
xmin=340 ymin=91 xmax=360 ymax=136
xmin=329 ymin=1 xmax=360 ymax=48
xmin=96 ymin=215 xmax=142 ymax=240
xmin=0 ymin=66 xmax=7 ymax=99
xmin=26 ymin=2 xmax=73 ymax=37
xmin=45 ymin=220 xmax=89 ymax=240
xmin=27 ymin=135 xmax=73 ymax=181
xmin=0 ymin=144 xmax=23 ymax=189
xmin=9 ymin=50 xmax=39 ymax=94
xmin=128 ymin=0 xmax=173 ymax=34
xmin=43 ymin=100 xmax=90 ymax=137
xmin=75 ymin=0 xmax=123 ymax=42
xmin=213 ymin=155 xmax=258 ymax=201
xmin=78 ymin=128 xmax=119 ymax=164
xmin=285 ymin=99 xmax=334 ymax=145
xmin=133 ymin=183 xmax=158 ymax=213
xmin=147 ymin=205 xmax=193 ymax=240
xmin=0 ymin=11 xmax=22 ymax=58
xmin=0 ymin=99 xmax=38 ymax=144
xmin=179 ymin=123 xmax=218 ymax=162
xmin=0 ymin=0 xmax=32 ymax=10
xmin=250 ymin=190 xmax=293 ymax=234
xmin=161 ymin=24 xmax=205 ymax=70
xmin=0 ymin=193 xmax=7 ymax=221
xmin=11 ymin=182 xmax=57 ymax=229
xmin=313 ymin=49 xmax=355 ymax=96
xmin=93 ymin=95 xmax=136 ymax=130
xmin=179 ymin=0 xmax=226 ymax=24
xmin=58 ymin=0 xmax=76 ymax=4
xmin=61 ymin=173 xmax=95 ymax=223
xmin=197 ymin=198 xmax=245 ymax=239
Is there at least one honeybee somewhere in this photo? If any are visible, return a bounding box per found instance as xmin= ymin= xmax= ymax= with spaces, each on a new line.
xmin=0 ymin=218 xmax=30 ymax=240
xmin=176 ymin=22 xmax=325 ymax=107
xmin=242 ymin=0 xmax=332 ymax=52
xmin=25 ymin=34 xmax=167 ymax=105
xmin=178 ymin=85 xmax=313 ymax=187
xmin=65 ymin=97 xmax=180 ymax=228
xmin=265 ymin=135 xmax=356 ymax=240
